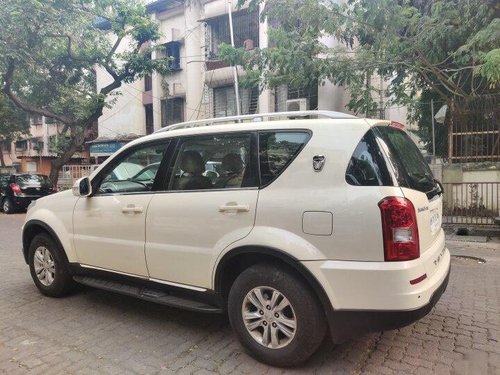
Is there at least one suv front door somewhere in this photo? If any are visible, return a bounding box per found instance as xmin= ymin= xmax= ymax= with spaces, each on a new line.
xmin=145 ymin=132 xmax=259 ymax=289
xmin=72 ymin=142 xmax=169 ymax=276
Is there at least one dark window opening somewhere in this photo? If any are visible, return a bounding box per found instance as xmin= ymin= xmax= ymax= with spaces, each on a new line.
xmin=164 ymin=42 xmax=181 ymax=71
xmin=145 ymin=104 xmax=154 ymax=135
xmin=144 ymin=75 xmax=153 ymax=92
xmin=161 ymin=98 xmax=184 ymax=127
xmin=15 ymin=140 xmax=28 ymax=152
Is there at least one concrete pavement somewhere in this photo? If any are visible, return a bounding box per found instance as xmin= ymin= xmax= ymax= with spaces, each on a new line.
xmin=0 ymin=213 xmax=499 ymax=374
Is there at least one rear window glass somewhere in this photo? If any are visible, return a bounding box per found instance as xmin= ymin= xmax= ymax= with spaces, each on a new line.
xmin=346 ymin=131 xmax=392 ymax=186
xmin=375 ymin=127 xmax=438 ymax=195
xmin=259 ymin=131 xmax=310 ymax=186
xmin=16 ymin=175 xmax=51 ymax=186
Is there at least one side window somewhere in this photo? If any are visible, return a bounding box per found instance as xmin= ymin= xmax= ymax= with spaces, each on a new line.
xmin=345 ymin=131 xmax=391 ymax=186
xmin=96 ymin=143 xmax=168 ymax=194
xmin=259 ymin=131 xmax=310 ymax=186
xmin=168 ymin=133 xmax=254 ymax=191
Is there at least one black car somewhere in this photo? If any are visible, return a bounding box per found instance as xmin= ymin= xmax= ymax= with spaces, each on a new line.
xmin=0 ymin=173 xmax=55 ymax=214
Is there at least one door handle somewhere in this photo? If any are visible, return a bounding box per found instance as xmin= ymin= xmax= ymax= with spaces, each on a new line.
xmin=122 ymin=204 xmax=143 ymax=214
xmin=219 ymin=203 xmax=250 ymax=213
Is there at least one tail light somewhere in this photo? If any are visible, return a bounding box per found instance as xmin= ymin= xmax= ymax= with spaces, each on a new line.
xmin=378 ymin=196 xmax=420 ymax=261
xmin=52 ymin=185 xmax=58 ymax=193
xmin=10 ymin=183 xmax=21 ymax=195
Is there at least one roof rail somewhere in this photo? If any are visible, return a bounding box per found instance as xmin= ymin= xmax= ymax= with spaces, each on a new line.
xmin=155 ymin=110 xmax=357 ymax=133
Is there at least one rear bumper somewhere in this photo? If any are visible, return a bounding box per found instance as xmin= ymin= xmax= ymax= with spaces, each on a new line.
xmin=327 ymin=264 xmax=450 ymax=343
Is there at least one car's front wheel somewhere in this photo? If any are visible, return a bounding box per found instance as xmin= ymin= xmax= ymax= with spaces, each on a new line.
xmin=228 ymin=263 xmax=326 ymax=367
xmin=28 ymin=233 xmax=74 ymax=297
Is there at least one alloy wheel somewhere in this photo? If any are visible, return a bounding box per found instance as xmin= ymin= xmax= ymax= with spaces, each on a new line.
xmin=241 ymin=286 xmax=297 ymax=349
xmin=33 ymin=246 xmax=56 ymax=286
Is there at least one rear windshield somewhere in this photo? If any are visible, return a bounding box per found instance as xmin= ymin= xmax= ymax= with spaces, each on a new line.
xmin=374 ymin=127 xmax=440 ymax=197
xmin=16 ymin=175 xmax=51 ymax=186
xmin=346 ymin=126 xmax=441 ymax=199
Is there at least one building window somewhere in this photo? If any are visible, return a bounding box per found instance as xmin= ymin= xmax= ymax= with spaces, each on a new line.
xmin=274 ymin=83 xmax=318 ymax=112
xmin=144 ymin=75 xmax=153 ymax=92
xmin=31 ymin=115 xmax=43 ymax=125
xmin=32 ymin=139 xmax=43 ymax=151
xmin=213 ymin=86 xmax=258 ymax=118
xmin=161 ymin=98 xmax=184 ymax=127
xmin=165 ymin=42 xmax=181 ymax=71
xmin=206 ymin=10 xmax=259 ymax=59
xmin=15 ymin=140 xmax=28 ymax=152
xmin=145 ymin=104 xmax=154 ymax=135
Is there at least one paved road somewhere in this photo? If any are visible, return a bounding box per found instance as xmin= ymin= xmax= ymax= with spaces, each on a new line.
xmin=0 ymin=213 xmax=499 ymax=374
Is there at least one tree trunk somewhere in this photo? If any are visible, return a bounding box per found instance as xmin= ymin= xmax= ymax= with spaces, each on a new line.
xmin=49 ymin=125 xmax=86 ymax=186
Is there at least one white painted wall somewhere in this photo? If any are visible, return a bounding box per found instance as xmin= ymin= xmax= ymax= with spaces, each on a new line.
xmin=96 ymin=34 xmax=146 ymax=138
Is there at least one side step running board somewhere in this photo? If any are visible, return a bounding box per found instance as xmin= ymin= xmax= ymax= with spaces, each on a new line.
xmin=73 ymin=276 xmax=223 ymax=314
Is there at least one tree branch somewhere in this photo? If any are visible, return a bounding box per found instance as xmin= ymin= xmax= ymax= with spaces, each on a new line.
xmin=45 ymin=33 xmax=98 ymax=63
xmin=2 ymin=60 xmax=73 ymax=124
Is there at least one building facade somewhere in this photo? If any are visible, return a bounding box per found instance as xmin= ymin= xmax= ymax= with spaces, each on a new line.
xmin=0 ymin=115 xmax=93 ymax=175
xmin=96 ymin=0 xmax=358 ymax=138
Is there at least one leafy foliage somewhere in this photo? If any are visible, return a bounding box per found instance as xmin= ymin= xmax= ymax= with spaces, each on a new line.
xmin=0 ymin=92 xmax=29 ymax=166
xmin=0 ymin=93 xmax=29 ymax=141
xmin=226 ymin=0 xmax=499 ymax=118
xmin=0 ymin=0 xmax=171 ymax=182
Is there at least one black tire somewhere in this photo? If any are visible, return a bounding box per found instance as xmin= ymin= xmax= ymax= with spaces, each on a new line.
xmin=28 ymin=233 xmax=75 ymax=297
xmin=2 ymin=198 xmax=15 ymax=214
xmin=228 ymin=263 xmax=326 ymax=367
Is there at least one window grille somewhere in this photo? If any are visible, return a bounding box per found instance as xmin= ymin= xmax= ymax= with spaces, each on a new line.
xmin=213 ymin=85 xmax=258 ymax=117
xmin=206 ymin=10 xmax=259 ymax=58
xmin=161 ymin=98 xmax=185 ymax=127
xmin=274 ymin=84 xmax=318 ymax=112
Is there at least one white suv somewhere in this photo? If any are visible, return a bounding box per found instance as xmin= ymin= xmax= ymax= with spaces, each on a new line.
xmin=22 ymin=111 xmax=450 ymax=366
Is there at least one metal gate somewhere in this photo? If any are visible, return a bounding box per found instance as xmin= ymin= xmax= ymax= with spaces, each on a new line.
xmin=57 ymin=164 xmax=99 ymax=190
xmin=443 ymin=182 xmax=499 ymax=225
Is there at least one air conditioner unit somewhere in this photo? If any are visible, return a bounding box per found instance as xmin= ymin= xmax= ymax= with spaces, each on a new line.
xmin=286 ymin=98 xmax=309 ymax=111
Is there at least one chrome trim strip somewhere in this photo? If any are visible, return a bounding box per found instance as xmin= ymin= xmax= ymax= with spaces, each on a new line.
xmin=79 ymin=264 xmax=207 ymax=292
xmin=149 ymin=278 xmax=207 ymax=292
xmin=79 ymin=264 xmax=149 ymax=279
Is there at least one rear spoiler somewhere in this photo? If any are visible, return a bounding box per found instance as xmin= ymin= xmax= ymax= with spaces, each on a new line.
xmin=364 ymin=119 xmax=406 ymax=129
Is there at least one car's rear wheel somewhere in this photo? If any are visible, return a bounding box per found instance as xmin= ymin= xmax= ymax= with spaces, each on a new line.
xmin=228 ymin=263 xmax=326 ymax=367
xmin=2 ymin=198 xmax=15 ymax=214
xmin=28 ymin=233 xmax=74 ymax=297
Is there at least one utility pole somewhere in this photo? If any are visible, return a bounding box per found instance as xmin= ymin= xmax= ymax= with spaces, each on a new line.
xmin=227 ymin=0 xmax=241 ymax=116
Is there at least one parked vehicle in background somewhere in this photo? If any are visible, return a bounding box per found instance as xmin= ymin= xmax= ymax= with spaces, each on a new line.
xmin=0 ymin=174 xmax=55 ymax=214
xmin=22 ymin=111 xmax=450 ymax=366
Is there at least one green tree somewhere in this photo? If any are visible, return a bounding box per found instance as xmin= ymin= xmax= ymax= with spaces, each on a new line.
xmin=225 ymin=0 xmax=499 ymax=123
xmin=0 ymin=0 xmax=171 ymax=183
xmin=0 ymin=93 xmax=29 ymax=167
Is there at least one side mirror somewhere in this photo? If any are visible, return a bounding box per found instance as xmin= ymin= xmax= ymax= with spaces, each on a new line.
xmin=72 ymin=177 xmax=93 ymax=197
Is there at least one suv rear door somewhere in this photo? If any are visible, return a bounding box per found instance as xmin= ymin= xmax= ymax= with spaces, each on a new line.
xmin=145 ymin=132 xmax=259 ymax=289
xmin=374 ymin=126 xmax=443 ymax=257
